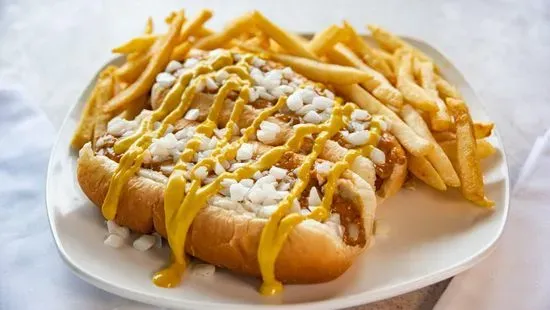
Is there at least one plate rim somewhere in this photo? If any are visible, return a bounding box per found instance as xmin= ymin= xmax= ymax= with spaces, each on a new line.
xmin=45 ymin=35 xmax=511 ymax=309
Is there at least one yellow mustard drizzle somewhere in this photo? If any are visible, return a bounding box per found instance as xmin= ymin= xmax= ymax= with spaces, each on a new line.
xmin=154 ymin=95 xmax=289 ymax=287
xmin=101 ymin=52 xmax=235 ymax=220
xmin=99 ymin=50 xmax=388 ymax=294
xmin=154 ymin=59 xmax=256 ymax=286
xmin=257 ymin=107 xmax=388 ymax=295
xmin=257 ymin=101 xmax=349 ymax=295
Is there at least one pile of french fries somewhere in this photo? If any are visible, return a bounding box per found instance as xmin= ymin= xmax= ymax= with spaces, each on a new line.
xmin=71 ymin=8 xmax=495 ymax=207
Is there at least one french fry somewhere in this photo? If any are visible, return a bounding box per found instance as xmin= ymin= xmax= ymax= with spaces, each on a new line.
xmin=178 ymin=9 xmax=213 ymax=42
xmin=308 ymin=25 xmax=348 ymax=56
xmin=252 ymin=11 xmax=318 ymax=59
xmin=474 ymin=121 xmax=494 ymax=138
xmin=144 ymin=17 xmax=154 ymax=34
xmin=447 ymin=98 xmax=494 ymax=207
xmin=435 ymin=74 xmax=461 ymax=99
xmin=270 ymin=52 xmax=374 ymax=85
xmin=396 ymin=50 xmax=438 ymax=112
xmin=343 ymin=21 xmax=395 ymax=84
xmin=195 ymin=12 xmax=256 ymax=50
xmin=115 ymin=53 xmax=150 ymax=83
xmin=367 ymin=24 xmax=433 ymax=65
xmin=440 ymin=139 xmax=496 ymax=162
xmin=71 ymin=83 xmax=100 ymax=149
xmin=71 ymin=66 xmax=117 ymax=149
xmin=112 ymin=35 xmax=157 ymax=54
xmin=165 ymin=11 xmax=177 ymax=24
xmin=93 ymin=74 xmax=116 ymax=144
xmin=326 ymin=43 xmax=403 ymax=108
xmin=105 ymin=10 xmax=185 ymax=113
xmin=432 ymin=131 xmax=456 ymax=142
xmin=400 ymin=105 xmax=460 ymax=187
xmin=268 ymin=38 xmax=286 ymax=53
xmin=171 ymin=41 xmax=193 ymax=61
xmin=336 ymin=84 xmax=433 ymax=156
xmin=240 ymin=28 xmax=272 ymax=50
xmin=416 ymin=59 xmax=452 ymax=131
xmin=475 ymin=139 xmax=497 ymax=159
xmin=256 ymin=30 xmax=272 ymax=49
xmin=113 ymin=74 xmax=129 ymax=95
xmin=408 ymin=155 xmax=447 ymax=191
xmin=195 ymin=27 xmax=214 ymax=38
xmin=373 ymin=48 xmax=394 ymax=68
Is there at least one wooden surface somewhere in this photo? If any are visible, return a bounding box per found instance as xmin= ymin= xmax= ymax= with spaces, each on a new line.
xmin=1 ymin=0 xmax=548 ymax=308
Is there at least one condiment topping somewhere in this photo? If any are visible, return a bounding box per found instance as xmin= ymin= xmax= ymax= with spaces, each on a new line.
xmin=97 ymin=50 xmax=388 ymax=295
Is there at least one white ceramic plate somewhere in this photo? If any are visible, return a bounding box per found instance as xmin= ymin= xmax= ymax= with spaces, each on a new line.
xmin=46 ymin=37 xmax=510 ymax=309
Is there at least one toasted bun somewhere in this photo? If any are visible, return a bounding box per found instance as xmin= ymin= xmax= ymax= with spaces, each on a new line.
xmin=377 ymin=142 xmax=408 ymax=202
xmin=77 ymin=143 xmax=377 ymax=283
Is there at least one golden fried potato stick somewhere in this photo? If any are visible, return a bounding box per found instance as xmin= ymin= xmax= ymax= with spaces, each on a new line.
xmin=440 ymin=139 xmax=496 ymax=162
xmin=435 ymin=74 xmax=461 ymax=99
xmin=474 ymin=139 xmax=497 ymax=159
xmin=432 ymin=131 xmax=456 ymax=142
xmin=115 ymin=53 xmax=150 ymax=83
xmin=195 ymin=12 xmax=256 ymax=50
xmin=171 ymin=41 xmax=193 ymax=61
xmin=112 ymin=35 xmax=157 ymax=54
xmin=243 ymin=35 xmax=271 ymax=50
xmin=113 ymin=74 xmax=129 ymax=95
xmin=126 ymin=52 xmax=142 ymax=62
xmin=258 ymin=31 xmax=273 ymax=49
xmin=396 ymin=50 xmax=438 ymax=112
xmin=408 ymin=155 xmax=447 ymax=191
xmin=373 ymin=48 xmax=394 ymax=67
xmin=416 ymin=58 xmax=452 ymax=131
xmin=326 ymin=44 xmax=403 ymax=108
xmin=122 ymin=95 xmax=148 ymax=120
xmin=105 ymin=10 xmax=185 ymax=113
xmin=165 ymin=11 xmax=177 ymax=24
xmin=178 ymin=9 xmax=213 ymax=42
xmin=367 ymin=24 xmax=433 ymax=65
xmin=195 ymin=27 xmax=214 ymax=38
xmin=93 ymin=73 xmax=116 ymax=144
xmin=71 ymin=83 xmax=100 ymax=149
xmin=400 ymin=105 xmax=460 ymax=187
xmin=71 ymin=66 xmax=117 ymax=149
xmin=270 ymin=52 xmax=374 ymax=85
xmin=268 ymin=38 xmax=286 ymax=53
xmin=252 ymin=11 xmax=318 ymax=59
xmin=343 ymin=21 xmax=395 ymax=84
xmin=447 ymin=98 xmax=494 ymax=207
xmin=474 ymin=121 xmax=494 ymax=138
xmin=336 ymin=84 xmax=433 ymax=156
xmin=144 ymin=17 xmax=154 ymax=34
xmin=308 ymin=25 xmax=349 ymax=56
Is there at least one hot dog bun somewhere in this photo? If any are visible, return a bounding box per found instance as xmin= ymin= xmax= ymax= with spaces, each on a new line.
xmin=77 ymin=143 xmax=377 ymax=283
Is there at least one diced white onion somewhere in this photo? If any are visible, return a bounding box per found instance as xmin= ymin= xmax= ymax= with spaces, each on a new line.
xmin=165 ymin=60 xmax=182 ymax=73
xmin=107 ymin=220 xmax=130 ymax=239
xmin=104 ymin=234 xmax=124 ymax=248
xmin=236 ymin=143 xmax=254 ymax=161
xmin=308 ymin=187 xmax=322 ymax=206
xmin=370 ymin=147 xmax=386 ymax=165
xmin=184 ymin=109 xmax=200 ymax=121
xmin=132 ymin=235 xmax=156 ymax=252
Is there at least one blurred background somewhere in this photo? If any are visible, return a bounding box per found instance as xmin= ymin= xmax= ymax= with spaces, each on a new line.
xmin=0 ymin=0 xmax=548 ymax=309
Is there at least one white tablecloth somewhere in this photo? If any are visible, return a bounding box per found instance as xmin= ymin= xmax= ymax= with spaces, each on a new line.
xmin=0 ymin=88 xmax=154 ymax=310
